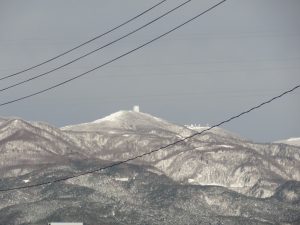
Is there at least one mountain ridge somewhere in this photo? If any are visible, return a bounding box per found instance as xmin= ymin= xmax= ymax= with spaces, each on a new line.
xmin=0 ymin=111 xmax=299 ymax=224
xmin=1 ymin=111 xmax=299 ymax=197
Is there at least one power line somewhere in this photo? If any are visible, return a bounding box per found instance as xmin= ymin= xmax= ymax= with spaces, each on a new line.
xmin=0 ymin=0 xmax=192 ymax=93
xmin=0 ymin=0 xmax=227 ymax=107
xmin=0 ymin=83 xmax=298 ymax=192
xmin=0 ymin=0 xmax=167 ymax=81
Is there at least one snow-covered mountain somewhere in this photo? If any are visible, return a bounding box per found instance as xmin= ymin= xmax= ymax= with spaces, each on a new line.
xmin=0 ymin=117 xmax=86 ymax=177
xmin=62 ymin=110 xmax=193 ymax=137
xmin=0 ymin=110 xmax=299 ymax=224
xmin=62 ymin=110 xmax=300 ymax=198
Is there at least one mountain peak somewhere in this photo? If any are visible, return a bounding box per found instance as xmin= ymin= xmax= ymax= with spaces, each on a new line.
xmin=92 ymin=110 xmax=142 ymax=124
xmin=61 ymin=110 xmax=177 ymax=132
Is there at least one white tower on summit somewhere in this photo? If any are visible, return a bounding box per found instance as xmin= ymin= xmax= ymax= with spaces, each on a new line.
xmin=133 ymin=105 xmax=140 ymax=112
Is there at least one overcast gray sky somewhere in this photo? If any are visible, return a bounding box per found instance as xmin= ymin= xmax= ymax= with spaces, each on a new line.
xmin=0 ymin=0 xmax=299 ymax=142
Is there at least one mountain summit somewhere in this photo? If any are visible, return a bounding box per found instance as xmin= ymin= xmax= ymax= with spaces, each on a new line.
xmin=59 ymin=110 xmax=300 ymax=198
xmin=61 ymin=110 xmax=190 ymax=135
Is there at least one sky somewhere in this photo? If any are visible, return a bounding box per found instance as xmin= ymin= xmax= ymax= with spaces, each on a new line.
xmin=0 ymin=0 xmax=299 ymax=142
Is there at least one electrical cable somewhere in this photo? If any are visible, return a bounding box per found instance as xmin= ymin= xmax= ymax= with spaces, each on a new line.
xmin=0 ymin=0 xmax=167 ymax=81
xmin=0 ymin=0 xmax=227 ymax=107
xmin=0 ymin=0 xmax=192 ymax=93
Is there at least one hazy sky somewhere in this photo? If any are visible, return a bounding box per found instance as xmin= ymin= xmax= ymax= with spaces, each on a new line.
xmin=0 ymin=0 xmax=299 ymax=142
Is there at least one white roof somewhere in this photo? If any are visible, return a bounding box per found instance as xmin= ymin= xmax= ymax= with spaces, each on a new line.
xmin=48 ymin=223 xmax=83 ymax=225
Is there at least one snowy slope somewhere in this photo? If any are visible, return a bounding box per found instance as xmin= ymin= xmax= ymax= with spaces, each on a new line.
xmin=275 ymin=137 xmax=300 ymax=147
xmin=0 ymin=117 xmax=86 ymax=172
xmin=185 ymin=124 xmax=245 ymax=141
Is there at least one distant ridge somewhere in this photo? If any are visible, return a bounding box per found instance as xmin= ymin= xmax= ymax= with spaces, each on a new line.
xmin=0 ymin=111 xmax=299 ymax=199
xmin=275 ymin=137 xmax=300 ymax=147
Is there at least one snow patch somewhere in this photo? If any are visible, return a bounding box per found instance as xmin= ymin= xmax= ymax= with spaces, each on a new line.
xmin=115 ymin=177 xmax=129 ymax=182
xmin=283 ymin=189 xmax=298 ymax=201
xmin=147 ymin=168 xmax=163 ymax=175
xmin=188 ymin=178 xmax=196 ymax=183
xmin=23 ymin=179 xmax=30 ymax=183
xmin=287 ymin=137 xmax=300 ymax=142
xmin=185 ymin=124 xmax=210 ymax=130
xmin=92 ymin=111 xmax=125 ymax=123
xmin=217 ymin=145 xmax=233 ymax=149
